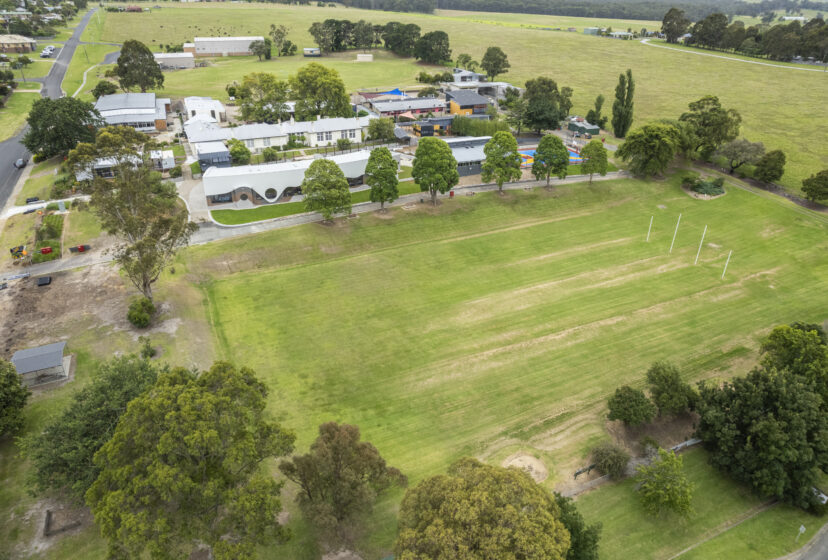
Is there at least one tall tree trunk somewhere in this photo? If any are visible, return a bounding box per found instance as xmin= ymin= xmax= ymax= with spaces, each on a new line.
xmin=430 ymin=189 xmax=437 ymax=205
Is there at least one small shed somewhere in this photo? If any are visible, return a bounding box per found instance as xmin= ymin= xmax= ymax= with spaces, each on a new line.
xmin=568 ymin=120 xmax=600 ymax=135
xmin=150 ymin=149 xmax=175 ymax=171
xmin=11 ymin=341 xmax=67 ymax=387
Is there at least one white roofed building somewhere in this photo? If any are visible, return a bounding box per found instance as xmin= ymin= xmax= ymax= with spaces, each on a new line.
xmin=183 ymin=96 xmax=226 ymax=122
xmin=203 ymin=150 xmax=400 ymax=206
xmin=371 ymin=97 xmax=446 ymax=118
xmin=186 ymin=36 xmax=264 ymax=57
xmin=94 ymin=93 xmax=171 ymax=132
xmin=154 ymin=52 xmax=195 ymax=69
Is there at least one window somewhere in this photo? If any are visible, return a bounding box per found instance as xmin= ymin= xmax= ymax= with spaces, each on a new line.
xmin=317 ymin=132 xmax=324 ymax=142
xmin=348 ymin=129 xmax=356 ymax=139
xmin=262 ymin=138 xmax=270 ymax=147
xmin=245 ymin=139 xmax=254 ymax=148
xmin=324 ymin=131 xmax=332 ymax=141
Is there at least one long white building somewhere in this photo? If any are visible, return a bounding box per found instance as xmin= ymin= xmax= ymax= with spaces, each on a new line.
xmin=184 ymin=36 xmax=263 ymax=57
xmin=203 ymin=151 xmax=399 ymax=206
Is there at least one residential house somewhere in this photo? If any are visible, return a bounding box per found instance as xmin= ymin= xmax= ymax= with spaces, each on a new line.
xmin=0 ymin=33 xmax=36 ymax=53
xmin=186 ymin=36 xmax=263 ymax=57
xmin=446 ymin=90 xmax=491 ymax=116
xmin=94 ymin=92 xmax=171 ymax=132
xmin=443 ymin=136 xmax=490 ymax=177
xmin=203 ymin=150 xmax=399 ymax=206
xmin=154 ymin=52 xmax=195 ymax=69
xmin=183 ymin=96 xmax=225 ymax=122
xmin=194 ymin=141 xmax=231 ymax=170
xmin=451 ymin=67 xmax=486 ymax=83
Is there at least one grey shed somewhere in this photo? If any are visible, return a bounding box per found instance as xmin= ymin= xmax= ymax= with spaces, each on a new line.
xmin=11 ymin=341 xmax=67 ymax=387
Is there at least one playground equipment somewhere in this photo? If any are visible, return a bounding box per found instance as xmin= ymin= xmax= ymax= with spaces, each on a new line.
xmin=519 ymin=147 xmax=584 ymax=168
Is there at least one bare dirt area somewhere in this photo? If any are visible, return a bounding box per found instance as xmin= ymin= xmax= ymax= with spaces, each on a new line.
xmin=0 ymin=262 xmax=129 ymax=356
xmin=605 ymin=413 xmax=698 ymax=458
xmin=18 ymin=498 xmax=93 ymax=558
xmin=503 ymin=452 xmax=549 ymax=482
xmin=322 ymin=550 xmax=363 ymax=560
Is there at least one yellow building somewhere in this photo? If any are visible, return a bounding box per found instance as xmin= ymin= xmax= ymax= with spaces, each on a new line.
xmin=447 ymin=90 xmax=491 ymax=116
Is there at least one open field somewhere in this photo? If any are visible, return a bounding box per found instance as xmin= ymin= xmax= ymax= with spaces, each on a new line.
xmin=7 ymin=57 xmax=54 ymax=79
xmin=578 ymin=448 xmax=828 ymax=560
xmin=62 ymin=43 xmax=119 ymax=98
xmin=82 ymin=3 xmax=828 ymax=194
xmin=15 ymin=172 xmax=55 ymax=205
xmin=63 ymin=207 xmax=103 ymax=248
xmin=1 ymin=172 xmax=827 ymax=558
xmin=0 ymin=92 xmax=38 ymax=143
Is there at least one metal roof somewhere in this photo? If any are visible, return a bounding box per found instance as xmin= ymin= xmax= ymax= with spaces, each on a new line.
xmin=194 ymin=36 xmax=263 ymax=42
xmin=372 ymin=97 xmax=446 ymax=112
xmin=95 ymin=93 xmax=157 ymax=111
xmin=154 ymin=52 xmax=194 ymax=59
xmin=194 ymin=141 xmax=229 ymax=155
xmin=11 ymin=341 xmax=66 ymax=374
xmin=447 ymin=90 xmax=491 ymax=106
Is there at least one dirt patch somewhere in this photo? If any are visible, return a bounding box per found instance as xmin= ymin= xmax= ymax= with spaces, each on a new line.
xmin=681 ymin=185 xmax=726 ymax=200
xmin=0 ymin=263 xmax=129 ymax=356
xmin=503 ymin=452 xmax=549 ymax=482
xmin=322 ymin=550 xmax=363 ymax=560
xmin=22 ymin=498 xmax=92 ymax=557
xmin=373 ymin=209 xmax=395 ymax=219
xmin=605 ymin=413 xmax=698 ymax=458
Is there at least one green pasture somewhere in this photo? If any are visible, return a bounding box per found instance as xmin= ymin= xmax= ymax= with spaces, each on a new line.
xmin=577 ymin=448 xmax=827 ymax=560
xmin=8 ymin=57 xmax=54 ymax=79
xmin=0 ymin=92 xmax=38 ymax=143
xmin=62 ymin=43 xmax=119 ymax=98
xmin=83 ymin=3 xmax=828 ymax=194
xmin=63 ymin=207 xmax=103 ymax=247
xmin=15 ymin=173 xmax=55 ymax=205
xmin=167 ymin=172 xmax=827 ymax=556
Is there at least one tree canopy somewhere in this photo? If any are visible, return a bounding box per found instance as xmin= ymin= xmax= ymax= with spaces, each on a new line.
xmin=760 ymin=324 xmax=828 ymax=403
xmin=523 ymin=77 xmax=571 ymax=133
xmin=86 ymin=362 xmax=296 ymax=560
xmin=22 ymin=356 xmax=161 ymax=501
xmin=115 ymin=39 xmax=164 ymax=93
xmin=555 ymin=493 xmax=601 ymax=560
xmin=481 ymin=131 xmax=522 ymax=192
xmin=22 ymin=97 xmax=103 ymax=158
xmin=753 ymin=149 xmax=786 ymax=183
xmin=290 ymin=63 xmax=352 ymax=120
xmin=279 ymin=422 xmax=406 ymax=543
xmin=611 ymin=69 xmax=634 ymax=138
xmin=591 ymin=442 xmax=630 ymax=480
xmin=585 ymin=94 xmax=608 ymax=130
xmin=250 ymin=38 xmax=272 ymax=61
xmin=480 ymin=46 xmax=510 ymax=80
xmin=635 ymin=448 xmax=693 ymax=517
xmin=228 ymin=138 xmax=252 ymax=165
xmin=678 ymin=95 xmax=741 ymax=158
xmin=367 ymin=117 xmax=395 ymax=142
xmin=662 ymin=7 xmax=691 ymax=43
xmin=802 ymin=169 xmax=828 ymax=202
xmin=412 ymin=137 xmax=459 ymax=204
xmin=607 ymin=385 xmax=656 ymax=426
xmin=645 ymin=361 xmax=697 ymax=416
xmin=91 ymin=80 xmax=118 ymax=100
xmin=365 ymin=147 xmax=399 ymax=210
xmin=396 ymin=457 xmax=571 ymax=560
xmin=532 ymin=133 xmax=569 ymax=187
xmin=236 ymin=72 xmax=291 ymax=123
xmin=414 ymin=30 xmax=451 ymax=64
xmin=616 ymin=123 xmax=679 ymax=177
xmin=580 ymin=139 xmax=608 ymax=183
xmin=0 ymin=359 xmax=29 ymax=438
xmin=695 ymin=367 xmax=828 ymax=509
xmin=714 ymin=138 xmax=765 ymax=173
xmin=302 ymin=158 xmax=353 ymax=220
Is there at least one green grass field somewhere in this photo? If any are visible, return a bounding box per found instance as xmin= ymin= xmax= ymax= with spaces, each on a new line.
xmin=82 ymin=3 xmax=828 ymax=193
xmin=8 ymin=57 xmax=54 ymax=79
xmin=62 ymin=43 xmax=119 ymax=98
xmin=15 ymin=173 xmax=55 ymax=205
xmin=0 ymin=92 xmax=38 ymax=143
xmin=165 ymin=171 xmax=827 ymax=557
xmin=63 ymin=207 xmax=103 ymax=247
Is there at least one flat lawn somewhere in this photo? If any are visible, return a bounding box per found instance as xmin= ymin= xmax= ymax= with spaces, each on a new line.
xmin=88 ymin=3 xmax=828 ymax=194
xmin=62 ymin=43 xmax=119 ymax=98
xmin=8 ymin=57 xmax=54 ymax=78
xmin=15 ymin=173 xmax=55 ymax=205
xmin=679 ymin=502 xmax=828 ymax=560
xmin=14 ymin=82 xmax=42 ymax=90
xmin=0 ymin=213 xmax=36 ymax=251
xmin=63 ymin=208 xmax=103 ymax=247
xmin=167 ymin=172 xmax=828 ymax=558
xmin=575 ymin=448 xmax=823 ymax=560
xmin=0 ymin=93 xmax=38 ymax=143
xmin=31 ymin=157 xmax=62 ymax=175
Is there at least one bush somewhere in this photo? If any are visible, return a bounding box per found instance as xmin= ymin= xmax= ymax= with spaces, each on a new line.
xmin=31 ymin=153 xmax=44 ymax=163
xmin=591 ymin=442 xmax=630 ymax=480
xmin=127 ymin=297 xmax=156 ymax=328
xmin=50 ymin=173 xmax=76 ymax=199
xmin=336 ymin=138 xmax=351 ymax=150
xmin=138 ymin=336 xmax=156 ymax=359
xmin=189 ymin=161 xmax=202 ymax=176
xmin=45 ymin=202 xmax=59 ymax=211
xmin=37 ymin=214 xmax=63 ymax=241
xmin=452 ymin=116 xmax=511 ymax=137
xmin=168 ymin=165 xmax=182 ymax=178
xmin=683 ymin=175 xmax=725 ymax=196
xmin=262 ymin=147 xmax=278 ymax=162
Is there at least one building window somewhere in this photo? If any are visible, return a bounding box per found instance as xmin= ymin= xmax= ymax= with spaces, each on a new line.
xmin=317 ymin=132 xmax=324 ymax=142
xmin=263 ymin=138 xmax=270 ymax=147
xmin=349 ymin=129 xmax=356 ymax=139
xmin=325 ymin=131 xmax=332 ymax=141
xmin=245 ymin=139 xmax=254 ymax=148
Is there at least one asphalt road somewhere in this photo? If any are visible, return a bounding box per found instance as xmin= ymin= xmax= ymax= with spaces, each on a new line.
xmin=0 ymin=8 xmax=97 ymax=211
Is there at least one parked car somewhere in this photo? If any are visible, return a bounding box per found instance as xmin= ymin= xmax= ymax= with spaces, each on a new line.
xmin=40 ymin=51 xmax=51 ymax=58
xmin=13 ymin=157 xmax=28 ymax=169
xmin=25 ymin=196 xmax=39 ymax=204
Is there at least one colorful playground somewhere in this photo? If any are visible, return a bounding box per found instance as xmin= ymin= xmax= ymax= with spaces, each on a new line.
xmin=519 ymin=147 xmax=584 ymax=168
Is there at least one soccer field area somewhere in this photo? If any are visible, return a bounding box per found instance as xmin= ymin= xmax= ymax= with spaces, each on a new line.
xmin=83 ymin=2 xmax=828 ymax=194
xmin=163 ymin=173 xmax=827 ymax=556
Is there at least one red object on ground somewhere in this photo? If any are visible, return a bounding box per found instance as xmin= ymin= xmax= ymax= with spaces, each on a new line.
xmin=450 ymin=190 xmax=454 ymax=198
xmin=40 ymin=247 xmax=52 ymax=254
xmin=77 ymin=245 xmax=85 ymax=252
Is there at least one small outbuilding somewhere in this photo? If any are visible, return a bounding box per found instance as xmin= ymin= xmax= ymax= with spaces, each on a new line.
xmin=11 ymin=341 xmax=68 ymax=387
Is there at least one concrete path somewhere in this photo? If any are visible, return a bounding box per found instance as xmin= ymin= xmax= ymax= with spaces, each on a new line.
xmin=640 ymin=39 xmax=828 ymax=73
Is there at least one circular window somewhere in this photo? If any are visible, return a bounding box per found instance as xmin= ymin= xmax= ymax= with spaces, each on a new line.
xmin=265 ymin=188 xmax=277 ymax=199
xmin=240 ymin=193 xmax=248 ymax=201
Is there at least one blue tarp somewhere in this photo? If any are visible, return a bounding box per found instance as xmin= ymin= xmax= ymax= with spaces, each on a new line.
xmin=379 ymin=88 xmax=406 ymax=96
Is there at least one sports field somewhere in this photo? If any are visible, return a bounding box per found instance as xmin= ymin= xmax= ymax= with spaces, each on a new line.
xmin=82 ymin=2 xmax=828 ymax=194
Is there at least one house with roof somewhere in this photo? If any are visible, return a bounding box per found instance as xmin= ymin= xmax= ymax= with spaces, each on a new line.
xmin=203 ymin=150 xmax=399 ymax=206
xmin=452 ymin=68 xmax=487 ymax=83
xmin=11 ymin=341 xmax=68 ymax=387
xmin=184 ymin=36 xmax=263 ymax=57
xmin=94 ymin=93 xmax=171 ymax=132
xmin=154 ymin=52 xmax=195 ymax=69
xmin=0 ymin=33 xmax=36 ymax=53
xmin=194 ymin=141 xmax=231 ymax=170
xmin=183 ymin=96 xmax=225 ymax=122
xmin=370 ymin=97 xmax=446 ymax=118
xmin=446 ymin=90 xmax=491 ymax=116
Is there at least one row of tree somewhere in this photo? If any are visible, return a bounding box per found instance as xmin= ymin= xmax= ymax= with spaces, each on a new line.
xmin=663 ymin=8 xmax=828 ymax=61
xmin=308 ymin=18 xmax=454 ymax=63
xmin=606 ymin=322 xmax=828 ymax=510
xmin=1 ymin=351 xmax=601 ymax=559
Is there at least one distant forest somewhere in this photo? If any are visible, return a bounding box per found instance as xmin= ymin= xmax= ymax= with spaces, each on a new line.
xmin=337 ymin=0 xmax=828 ymax=21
